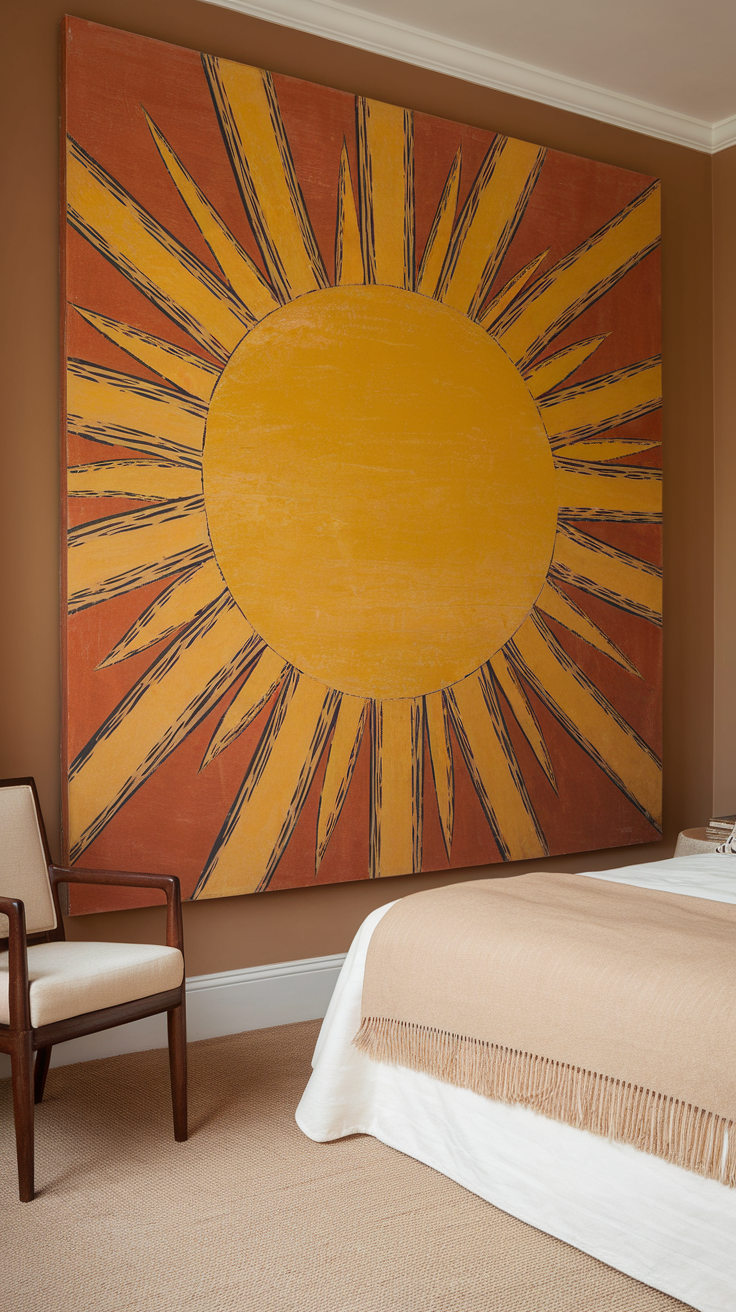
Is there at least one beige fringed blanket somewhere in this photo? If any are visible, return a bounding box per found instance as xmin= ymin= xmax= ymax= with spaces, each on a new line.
xmin=354 ymin=874 xmax=736 ymax=1186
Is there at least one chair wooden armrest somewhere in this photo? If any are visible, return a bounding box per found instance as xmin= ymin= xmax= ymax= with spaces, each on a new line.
xmin=49 ymin=866 xmax=184 ymax=954
xmin=0 ymin=895 xmax=31 ymax=1031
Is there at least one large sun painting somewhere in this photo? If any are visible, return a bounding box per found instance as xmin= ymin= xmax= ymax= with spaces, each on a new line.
xmin=62 ymin=19 xmax=662 ymax=914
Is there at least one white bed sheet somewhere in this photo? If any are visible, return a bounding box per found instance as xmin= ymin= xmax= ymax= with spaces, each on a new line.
xmin=296 ymin=856 xmax=736 ymax=1312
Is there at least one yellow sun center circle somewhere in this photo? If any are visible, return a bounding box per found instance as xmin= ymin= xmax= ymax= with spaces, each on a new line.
xmin=204 ymin=284 xmax=557 ymax=699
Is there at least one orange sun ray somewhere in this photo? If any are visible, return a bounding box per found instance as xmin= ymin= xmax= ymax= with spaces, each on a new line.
xmin=200 ymin=646 xmax=290 ymax=768
xmin=335 ymin=141 xmax=364 ymax=286
xmin=357 ymin=97 xmax=414 ymax=290
xmin=97 ymin=559 xmax=227 ymax=668
xmin=445 ymin=666 xmax=547 ymax=860
xmin=203 ymin=57 xmax=328 ymax=302
xmin=67 ymin=136 xmax=250 ymax=360
xmin=316 ymin=694 xmax=369 ymax=870
xmin=416 ymin=148 xmax=461 ymax=298
xmin=495 ymin=182 xmax=660 ymax=370
xmin=68 ymin=595 xmax=257 ymax=862
xmin=549 ymin=524 xmax=662 ymax=625
xmin=67 ymin=359 xmax=206 ymax=466
xmin=73 ymin=307 xmax=221 ymax=401
xmin=507 ymin=611 xmax=661 ymax=827
xmin=369 ymin=698 xmax=424 ymax=878
xmin=144 ymin=109 xmax=279 ymax=322
xmin=437 ymin=136 xmax=546 ymax=319
xmin=67 ymin=498 xmax=212 ymax=613
xmin=541 ymin=358 xmax=662 ymax=447
xmin=425 ymin=689 xmax=455 ymax=860
xmin=195 ymin=670 xmax=340 ymax=897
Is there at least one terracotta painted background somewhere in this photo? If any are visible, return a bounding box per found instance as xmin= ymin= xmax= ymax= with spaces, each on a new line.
xmin=0 ymin=0 xmax=725 ymax=974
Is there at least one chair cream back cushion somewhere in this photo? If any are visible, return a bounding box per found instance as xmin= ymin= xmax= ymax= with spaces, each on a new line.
xmin=0 ymin=786 xmax=57 ymax=936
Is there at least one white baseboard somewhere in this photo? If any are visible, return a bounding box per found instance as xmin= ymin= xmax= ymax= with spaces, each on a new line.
xmin=0 ymin=952 xmax=346 ymax=1080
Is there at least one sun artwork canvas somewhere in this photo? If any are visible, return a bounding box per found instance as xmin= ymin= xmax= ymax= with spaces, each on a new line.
xmin=62 ymin=19 xmax=662 ymax=914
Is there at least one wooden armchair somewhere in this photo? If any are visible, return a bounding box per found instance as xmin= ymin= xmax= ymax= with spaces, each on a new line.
xmin=0 ymin=777 xmax=187 ymax=1201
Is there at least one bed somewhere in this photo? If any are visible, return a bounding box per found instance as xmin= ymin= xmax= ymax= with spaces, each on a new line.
xmin=296 ymin=854 xmax=736 ymax=1312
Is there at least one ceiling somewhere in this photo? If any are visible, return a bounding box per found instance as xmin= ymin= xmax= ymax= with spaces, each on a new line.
xmin=203 ymin=0 xmax=736 ymax=150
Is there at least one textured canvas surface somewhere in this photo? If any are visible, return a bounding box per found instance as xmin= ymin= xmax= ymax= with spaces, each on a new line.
xmin=62 ymin=18 xmax=662 ymax=912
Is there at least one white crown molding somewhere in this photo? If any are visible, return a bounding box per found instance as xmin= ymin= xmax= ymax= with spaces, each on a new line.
xmin=712 ymin=115 xmax=736 ymax=153
xmin=200 ymin=0 xmax=735 ymax=154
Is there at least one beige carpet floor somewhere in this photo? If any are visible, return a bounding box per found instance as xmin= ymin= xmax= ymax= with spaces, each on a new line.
xmin=0 ymin=1020 xmax=695 ymax=1311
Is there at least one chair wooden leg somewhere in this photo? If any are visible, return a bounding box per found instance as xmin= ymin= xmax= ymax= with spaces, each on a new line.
xmin=11 ymin=1031 xmax=35 ymax=1202
xmin=167 ymin=1001 xmax=187 ymax=1142
xmin=34 ymin=1046 xmax=52 ymax=1105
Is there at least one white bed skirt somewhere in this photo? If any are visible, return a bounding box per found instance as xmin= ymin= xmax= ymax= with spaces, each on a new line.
xmin=296 ymin=856 xmax=736 ymax=1312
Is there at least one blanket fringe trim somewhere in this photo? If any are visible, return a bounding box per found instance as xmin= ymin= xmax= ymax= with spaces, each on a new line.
xmin=354 ymin=1016 xmax=736 ymax=1187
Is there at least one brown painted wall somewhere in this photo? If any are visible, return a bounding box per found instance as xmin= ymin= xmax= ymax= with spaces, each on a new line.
xmin=712 ymin=144 xmax=736 ymax=817
xmin=0 ymin=0 xmax=715 ymax=976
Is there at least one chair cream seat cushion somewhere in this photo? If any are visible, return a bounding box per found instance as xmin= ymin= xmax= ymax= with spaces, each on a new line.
xmin=0 ymin=941 xmax=184 ymax=1028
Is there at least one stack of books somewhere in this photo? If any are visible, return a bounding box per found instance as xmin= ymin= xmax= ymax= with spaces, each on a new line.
xmin=706 ymin=814 xmax=736 ymax=841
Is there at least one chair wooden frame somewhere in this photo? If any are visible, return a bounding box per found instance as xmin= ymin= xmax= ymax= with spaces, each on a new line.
xmin=0 ymin=778 xmax=187 ymax=1201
